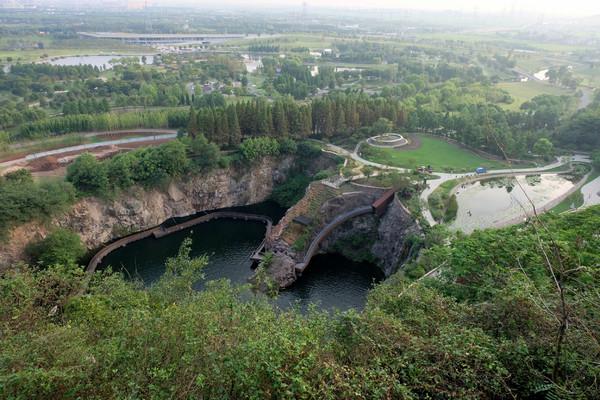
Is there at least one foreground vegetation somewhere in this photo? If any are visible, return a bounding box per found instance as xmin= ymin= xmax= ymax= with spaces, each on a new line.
xmin=1 ymin=207 xmax=598 ymax=399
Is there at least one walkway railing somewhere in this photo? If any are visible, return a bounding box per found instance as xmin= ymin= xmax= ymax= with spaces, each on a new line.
xmin=86 ymin=211 xmax=272 ymax=274
xmin=294 ymin=205 xmax=373 ymax=273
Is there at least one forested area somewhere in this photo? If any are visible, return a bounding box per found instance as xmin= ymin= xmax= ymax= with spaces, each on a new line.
xmin=1 ymin=37 xmax=594 ymax=159
xmin=555 ymin=97 xmax=600 ymax=149
xmin=0 ymin=55 xmax=246 ymax=131
xmin=1 ymin=207 xmax=598 ymax=399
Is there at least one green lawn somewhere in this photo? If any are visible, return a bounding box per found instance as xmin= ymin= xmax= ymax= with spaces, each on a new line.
xmin=496 ymin=81 xmax=573 ymax=111
xmin=361 ymin=135 xmax=512 ymax=172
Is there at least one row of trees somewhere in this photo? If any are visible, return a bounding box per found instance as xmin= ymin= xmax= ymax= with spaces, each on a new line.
xmin=187 ymin=93 xmax=406 ymax=147
xmin=62 ymin=98 xmax=110 ymax=115
xmin=16 ymin=109 xmax=189 ymax=139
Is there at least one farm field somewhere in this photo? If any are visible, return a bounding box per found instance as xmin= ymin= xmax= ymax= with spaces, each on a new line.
xmin=496 ymin=81 xmax=574 ymax=110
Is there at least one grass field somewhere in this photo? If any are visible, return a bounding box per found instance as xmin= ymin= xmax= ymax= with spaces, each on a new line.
xmin=361 ymin=135 xmax=512 ymax=172
xmin=496 ymin=81 xmax=573 ymax=111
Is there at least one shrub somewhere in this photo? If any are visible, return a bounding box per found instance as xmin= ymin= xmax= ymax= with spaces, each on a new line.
xmin=0 ymin=179 xmax=76 ymax=239
xmin=278 ymin=137 xmax=297 ymax=154
xmin=239 ymin=136 xmax=280 ymax=162
xmin=66 ymin=153 xmax=109 ymax=196
xmin=271 ymin=173 xmax=311 ymax=207
xmin=26 ymin=228 xmax=86 ymax=266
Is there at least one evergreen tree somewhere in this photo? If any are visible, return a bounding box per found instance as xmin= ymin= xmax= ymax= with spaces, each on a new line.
xmin=226 ymin=105 xmax=241 ymax=146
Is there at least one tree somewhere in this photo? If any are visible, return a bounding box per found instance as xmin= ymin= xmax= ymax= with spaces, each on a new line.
xmin=4 ymin=168 xmax=33 ymax=184
xmin=106 ymin=153 xmax=135 ymax=190
xmin=533 ymin=138 xmax=554 ymax=159
xmin=226 ymin=105 xmax=241 ymax=146
xmin=26 ymin=228 xmax=86 ymax=266
xmin=371 ymin=117 xmax=393 ymax=134
xmin=239 ymin=137 xmax=280 ymax=162
xmin=187 ymin=109 xmax=199 ymax=138
xmin=66 ymin=153 xmax=109 ymax=195
xmin=187 ymin=134 xmax=221 ymax=171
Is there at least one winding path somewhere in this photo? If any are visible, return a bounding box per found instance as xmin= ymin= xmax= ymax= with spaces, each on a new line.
xmin=319 ymin=139 xmax=590 ymax=227
xmin=1 ymin=129 xmax=178 ymax=169
xmin=294 ymin=205 xmax=373 ymax=274
xmin=86 ymin=211 xmax=272 ymax=274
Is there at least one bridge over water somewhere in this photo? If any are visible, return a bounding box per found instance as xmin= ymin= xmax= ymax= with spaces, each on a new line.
xmin=293 ymin=189 xmax=396 ymax=274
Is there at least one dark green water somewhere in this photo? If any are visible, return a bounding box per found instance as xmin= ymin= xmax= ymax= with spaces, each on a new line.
xmin=98 ymin=201 xmax=383 ymax=312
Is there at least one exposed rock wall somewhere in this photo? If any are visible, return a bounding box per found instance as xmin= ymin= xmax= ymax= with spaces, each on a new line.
xmin=0 ymin=156 xmax=293 ymax=267
xmin=267 ymin=188 xmax=421 ymax=288
xmin=321 ymin=198 xmax=421 ymax=276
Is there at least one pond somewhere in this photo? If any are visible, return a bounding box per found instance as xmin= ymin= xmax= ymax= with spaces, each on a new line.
xmin=98 ymin=201 xmax=383 ymax=312
xmin=47 ymin=55 xmax=154 ymax=69
xmin=451 ymin=174 xmax=574 ymax=233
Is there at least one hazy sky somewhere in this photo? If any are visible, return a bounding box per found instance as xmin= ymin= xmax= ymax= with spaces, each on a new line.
xmin=176 ymin=0 xmax=600 ymax=18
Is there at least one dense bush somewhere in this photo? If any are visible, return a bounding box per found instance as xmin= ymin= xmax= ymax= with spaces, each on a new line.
xmin=271 ymin=173 xmax=312 ymax=207
xmin=239 ymin=136 xmax=281 ymax=162
xmin=0 ymin=174 xmax=76 ymax=239
xmin=1 ymin=207 xmax=598 ymax=398
xmin=26 ymin=228 xmax=86 ymax=266
xmin=183 ymin=134 xmax=222 ymax=171
xmin=66 ymin=153 xmax=109 ymax=195
xmin=67 ymin=141 xmax=190 ymax=195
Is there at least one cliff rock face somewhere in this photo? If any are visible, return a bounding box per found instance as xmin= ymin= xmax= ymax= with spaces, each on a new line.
xmin=0 ymin=157 xmax=292 ymax=267
xmin=267 ymin=187 xmax=421 ymax=288
xmin=321 ymin=197 xmax=421 ymax=276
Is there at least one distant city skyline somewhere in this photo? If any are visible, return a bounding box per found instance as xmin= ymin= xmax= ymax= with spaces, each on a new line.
xmin=2 ymin=0 xmax=600 ymax=18
xmin=151 ymin=0 xmax=600 ymax=18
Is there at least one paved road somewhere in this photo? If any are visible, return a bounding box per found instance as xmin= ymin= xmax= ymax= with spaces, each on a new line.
xmin=581 ymin=173 xmax=600 ymax=208
xmin=8 ymin=128 xmax=178 ymax=150
xmin=1 ymin=132 xmax=177 ymax=169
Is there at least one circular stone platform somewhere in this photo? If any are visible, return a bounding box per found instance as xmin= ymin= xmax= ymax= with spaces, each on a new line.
xmin=366 ymin=133 xmax=409 ymax=148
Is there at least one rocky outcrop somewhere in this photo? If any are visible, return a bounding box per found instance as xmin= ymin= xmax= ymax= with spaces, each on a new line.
xmin=0 ymin=157 xmax=293 ymax=267
xmin=371 ymin=199 xmax=421 ymax=276
xmin=321 ymin=196 xmax=420 ymax=276
xmin=266 ymin=187 xmax=421 ymax=287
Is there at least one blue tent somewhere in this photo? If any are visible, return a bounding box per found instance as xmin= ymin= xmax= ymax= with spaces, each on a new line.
xmin=475 ymin=167 xmax=487 ymax=174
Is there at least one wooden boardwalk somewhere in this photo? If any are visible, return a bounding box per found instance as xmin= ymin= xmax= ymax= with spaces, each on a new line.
xmin=86 ymin=211 xmax=272 ymax=274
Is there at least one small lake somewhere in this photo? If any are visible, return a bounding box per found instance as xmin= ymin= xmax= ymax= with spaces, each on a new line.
xmin=451 ymin=174 xmax=574 ymax=233
xmin=98 ymin=201 xmax=383 ymax=312
xmin=47 ymin=55 xmax=154 ymax=69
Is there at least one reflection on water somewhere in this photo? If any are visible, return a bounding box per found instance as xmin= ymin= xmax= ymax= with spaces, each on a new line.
xmin=276 ymin=253 xmax=383 ymax=312
xmin=98 ymin=201 xmax=382 ymax=311
xmin=451 ymin=174 xmax=574 ymax=233
xmin=48 ymin=55 xmax=154 ymax=69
